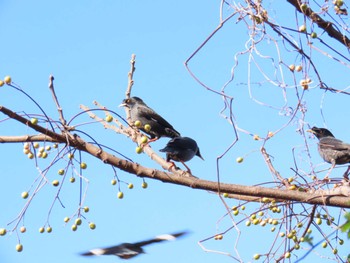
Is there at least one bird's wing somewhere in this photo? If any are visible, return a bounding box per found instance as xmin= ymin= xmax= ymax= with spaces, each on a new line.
xmin=81 ymin=243 xmax=138 ymax=257
xmin=137 ymin=105 xmax=178 ymax=131
xmin=132 ymin=231 xmax=188 ymax=247
xmin=320 ymin=137 xmax=350 ymax=151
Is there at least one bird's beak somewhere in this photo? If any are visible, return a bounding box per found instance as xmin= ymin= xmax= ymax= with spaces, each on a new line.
xmin=119 ymin=103 xmax=127 ymax=108
xmin=306 ymin=129 xmax=315 ymax=134
xmin=196 ymin=150 xmax=204 ymax=161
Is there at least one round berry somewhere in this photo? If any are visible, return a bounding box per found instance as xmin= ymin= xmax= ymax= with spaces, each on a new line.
xmin=75 ymin=218 xmax=82 ymax=226
xmin=144 ymin=124 xmax=151 ymax=132
xmin=0 ymin=228 xmax=7 ymax=236
xmin=80 ymin=162 xmax=87 ymax=169
xmin=21 ymin=191 xmax=29 ymax=199
xmin=52 ymin=180 xmax=59 ymax=187
xmin=105 ymin=115 xmax=113 ymax=122
xmin=30 ymin=118 xmax=38 ymax=125
xmin=236 ymin=157 xmax=244 ymax=163
xmin=89 ymin=223 xmax=96 ymax=230
xmin=134 ymin=120 xmax=142 ymax=128
xmin=16 ymin=244 xmax=23 ymax=252
xmin=71 ymin=224 xmax=77 ymax=231
xmin=117 ymin=191 xmax=124 ymax=199
xmin=135 ymin=146 xmax=143 ymax=154
xmin=4 ymin=76 xmax=11 ymax=84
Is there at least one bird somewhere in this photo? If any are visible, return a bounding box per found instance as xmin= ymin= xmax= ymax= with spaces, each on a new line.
xmin=307 ymin=127 xmax=350 ymax=179
xmin=119 ymin=97 xmax=180 ymax=141
xmin=80 ymin=231 xmax=187 ymax=260
xmin=160 ymin=136 xmax=204 ymax=174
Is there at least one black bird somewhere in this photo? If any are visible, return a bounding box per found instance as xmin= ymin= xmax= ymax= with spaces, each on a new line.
xmin=80 ymin=231 xmax=187 ymax=260
xmin=160 ymin=136 xmax=204 ymax=174
xmin=120 ymin=97 xmax=180 ymax=141
xmin=307 ymin=127 xmax=350 ymax=179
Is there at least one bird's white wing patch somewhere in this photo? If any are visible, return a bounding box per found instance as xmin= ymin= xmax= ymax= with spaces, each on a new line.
xmin=155 ymin=234 xmax=176 ymax=241
xmin=89 ymin=248 xmax=107 ymax=255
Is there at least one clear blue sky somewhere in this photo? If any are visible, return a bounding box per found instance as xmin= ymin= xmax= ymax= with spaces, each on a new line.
xmin=1 ymin=1 xmax=350 ymax=263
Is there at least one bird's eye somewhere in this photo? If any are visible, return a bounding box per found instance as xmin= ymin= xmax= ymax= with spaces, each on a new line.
xmin=126 ymin=99 xmax=130 ymax=103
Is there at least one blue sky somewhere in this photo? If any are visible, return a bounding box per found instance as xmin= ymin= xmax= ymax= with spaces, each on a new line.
xmin=1 ymin=1 xmax=350 ymax=263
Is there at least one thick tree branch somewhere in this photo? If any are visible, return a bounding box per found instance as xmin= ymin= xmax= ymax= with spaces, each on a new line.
xmin=287 ymin=0 xmax=350 ymax=48
xmin=1 ymin=104 xmax=350 ymax=208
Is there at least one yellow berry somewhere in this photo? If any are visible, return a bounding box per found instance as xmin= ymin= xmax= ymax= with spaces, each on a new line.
xmin=21 ymin=191 xmax=29 ymax=199
xmin=140 ymin=136 xmax=148 ymax=144
xmin=236 ymin=157 xmax=244 ymax=163
xmin=0 ymin=80 xmax=4 ymax=87
xmin=144 ymin=124 xmax=151 ymax=132
xmin=253 ymin=134 xmax=260 ymax=140
xmin=42 ymin=152 xmax=48 ymax=158
xmin=20 ymin=226 xmax=26 ymax=233
xmin=223 ymin=193 xmax=228 ymax=198
xmin=295 ymin=65 xmax=303 ymax=72
xmin=46 ymin=226 xmax=52 ymax=233
xmin=71 ymin=224 xmax=77 ymax=231
xmin=134 ymin=120 xmax=142 ymax=128
xmin=136 ymin=146 xmax=143 ymax=154
xmin=322 ymin=242 xmax=327 ymax=248
xmin=0 ymin=228 xmax=7 ymax=236
xmin=141 ymin=182 xmax=148 ymax=189
xmin=285 ymin=252 xmax=291 ymax=258
xmin=111 ymin=179 xmax=117 ymax=185
xmin=245 ymin=220 xmax=251 ymax=227
xmin=64 ymin=217 xmax=70 ymax=223
xmin=68 ymin=153 xmax=74 ymax=159
xmin=16 ymin=244 xmax=23 ymax=252
xmin=83 ymin=206 xmax=89 ymax=213
xmin=310 ymin=32 xmax=317 ymax=38
xmin=33 ymin=142 xmax=40 ymax=149
xmin=58 ymin=169 xmax=65 ymax=175
xmin=30 ymin=118 xmax=38 ymax=125
xmin=80 ymin=162 xmax=87 ymax=169
xmin=52 ymin=180 xmax=60 ymax=187
xmin=39 ymin=227 xmax=45 ymax=233
xmin=70 ymin=177 xmax=75 ymax=183
xmin=128 ymin=183 xmax=134 ymax=189
xmin=4 ymin=76 xmax=11 ymax=84
xmin=299 ymin=24 xmax=307 ymax=32
xmin=105 ymin=115 xmax=113 ymax=122
xmin=89 ymin=223 xmax=96 ymax=230
xmin=214 ymin=234 xmax=223 ymax=240
xmin=45 ymin=145 xmax=51 ymax=151
xmin=117 ymin=191 xmax=124 ymax=199
xmin=75 ymin=218 xmax=82 ymax=226
xmin=253 ymin=254 xmax=260 ymax=260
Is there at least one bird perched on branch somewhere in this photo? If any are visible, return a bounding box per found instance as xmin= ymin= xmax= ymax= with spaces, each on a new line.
xmin=160 ymin=136 xmax=204 ymax=174
xmin=120 ymin=97 xmax=180 ymax=141
xmin=307 ymin=127 xmax=350 ymax=179
xmin=80 ymin=231 xmax=187 ymax=259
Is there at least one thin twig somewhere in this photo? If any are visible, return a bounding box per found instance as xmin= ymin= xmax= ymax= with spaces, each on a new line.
xmin=48 ymin=75 xmax=67 ymax=126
